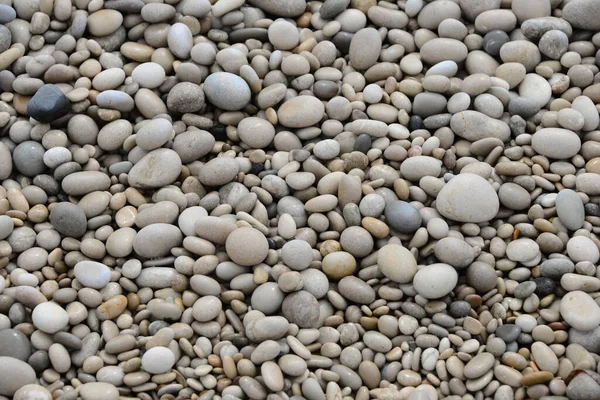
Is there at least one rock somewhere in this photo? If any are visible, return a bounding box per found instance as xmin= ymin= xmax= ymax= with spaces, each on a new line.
xmin=27 ymin=84 xmax=70 ymax=123
xmin=435 ymin=237 xmax=476 ymax=269
xmin=203 ymin=72 xmax=251 ymax=111
xmin=79 ymin=382 xmax=120 ymax=400
xmin=0 ymin=329 xmax=31 ymax=361
xmin=237 ymin=117 xmax=275 ymax=149
xmin=13 ymin=385 xmax=52 ymax=400
xmin=349 ymin=28 xmax=381 ymax=70
xmin=133 ymin=224 xmax=183 ymax=259
xmin=377 ymin=243 xmax=417 ymax=283
xmin=0 ymin=357 xmax=37 ymax=396
xmin=225 ymin=227 xmax=269 ymax=266
xmin=466 ymin=262 xmax=498 ymax=293
xmin=74 ymin=261 xmax=111 ymax=289
xmin=521 ymin=17 xmax=573 ymax=40
xmin=61 ymin=171 xmax=112 ymax=196
xmin=566 ymin=370 xmax=600 ymax=400
xmin=435 ymin=173 xmax=500 ymax=222
xmin=338 ymin=276 xmax=375 ymax=304
xmin=141 ymin=347 xmax=175 ymax=374
xmin=247 ymin=0 xmax=306 ymax=17
xmin=560 ymin=291 xmax=600 ymax=331
xmin=32 ymin=302 xmax=69 ymax=333
xmin=556 ymin=189 xmax=585 ymax=230
xmin=562 ymin=0 xmax=600 ymax=30
xmin=420 ymin=38 xmax=468 ymax=64
xmin=49 ymin=202 xmax=87 ymax=238
xmin=519 ymin=73 xmax=551 ymax=108
xmin=281 ymin=291 xmax=320 ymax=328
xmin=320 ymin=0 xmax=350 ymax=19
xmin=495 ymin=324 xmax=521 ymax=342
xmin=13 ymin=141 xmax=46 ymax=177
xmin=321 ymin=251 xmax=356 ymax=279
xmin=128 ymin=149 xmax=182 ymax=189
xmin=167 ymin=82 xmax=204 ymax=113
xmin=413 ymin=263 xmax=458 ymax=299
xmin=251 ymin=282 xmax=285 ymax=315
xmin=450 ymin=111 xmax=511 ymax=142
xmin=567 ymin=236 xmax=600 ymax=264
xmin=278 ymin=96 xmax=324 ymax=128
xmin=0 ymin=142 xmax=12 ymax=179
xmin=384 ymin=200 xmax=422 ymax=233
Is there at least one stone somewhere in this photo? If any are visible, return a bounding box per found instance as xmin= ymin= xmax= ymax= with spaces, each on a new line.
xmin=556 ymin=189 xmax=585 ymax=231
xmin=133 ymin=224 xmax=183 ymax=259
xmin=281 ymin=291 xmax=320 ymax=328
xmin=225 ymin=227 xmax=269 ymax=266
xmin=349 ymin=28 xmax=381 ymax=70
xmin=128 ymin=149 xmax=182 ymax=189
xmin=435 ymin=173 xmax=499 ymax=223
xmin=167 ymin=82 xmax=204 ymax=113
xmin=79 ymin=382 xmax=120 ymax=400
xmin=13 ymin=141 xmax=46 ymax=177
xmin=338 ymin=276 xmax=375 ymax=304
xmin=49 ymin=202 xmax=87 ymax=238
xmin=141 ymin=347 xmax=175 ymax=374
xmin=0 ymin=329 xmax=31 ymax=361
xmin=413 ymin=263 xmax=458 ymax=299
xmin=203 ymin=72 xmax=251 ymax=111
xmin=560 ymin=291 xmax=600 ymax=331
xmin=27 ymin=84 xmax=70 ymax=123
xmin=377 ymin=243 xmax=417 ymax=283
xmin=277 ymin=96 xmax=324 ymax=128
xmin=32 ymin=302 xmax=69 ymax=333
xmin=562 ymin=0 xmax=600 ymax=31
xmin=74 ymin=261 xmax=111 ymax=289
xmin=0 ymin=357 xmax=37 ymax=396
xmin=384 ymin=200 xmax=422 ymax=233
xmin=247 ymin=0 xmax=306 ymax=17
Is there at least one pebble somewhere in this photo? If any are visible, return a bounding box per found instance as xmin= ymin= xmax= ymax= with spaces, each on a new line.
xmin=560 ymin=290 xmax=600 ymax=331
xmin=0 ymin=357 xmax=37 ymax=396
xmin=225 ymin=227 xmax=269 ymax=266
xmin=436 ymin=173 xmax=500 ymax=222
xmin=413 ymin=263 xmax=458 ymax=299
xmin=32 ymin=301 xmax=69 ymax=333
xmin=74 ymin=261 xmax=111 ymax=289
xmin=128 ymin=149 xmax=182 ymax=189
xmin=384 ymin=200 xmax=422 ymax=233
xmin=377 ymin=243 xmax=417 ymax=283
xmin=532 ymin=128 xmax=582 ymax=159
xmin=278 ymin=96 xmax=324 ymax=128
xmin=27 ymin=84 xmax=70 ymax=123
xmin=203 ymin=72 xmax=251 ymax=111
xmin=141 ymin=346 xmax=175 ymax=374
xmin=556 ymin=189 xmax=585 ymax=230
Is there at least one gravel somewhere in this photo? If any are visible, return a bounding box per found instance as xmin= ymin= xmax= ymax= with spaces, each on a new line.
xmin=0 ymin=0 xmax=599 ymax=399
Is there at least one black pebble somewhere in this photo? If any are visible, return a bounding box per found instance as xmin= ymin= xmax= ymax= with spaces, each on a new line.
xmin=533 ymin=277 xmax=556 ymax=298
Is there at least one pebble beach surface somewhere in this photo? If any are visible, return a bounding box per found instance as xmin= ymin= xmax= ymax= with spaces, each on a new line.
xmin=0 ymin=0 xmax=600 ymax=399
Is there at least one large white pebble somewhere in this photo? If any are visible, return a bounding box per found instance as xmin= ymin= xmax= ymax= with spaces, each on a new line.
xmin=435 ymin=173 xmax=499 ymax=222
xmin=531 ymin=128 xmax=581 ymax=159
xmin=567 ymin=236 xmax=600 ymax=264
xmin=560 ymin=290 xmax=600 ymax=331
xmin=142 ymin=346 xmax=175 ymax=374
xmin=413 ymin=263 xmax=458 ymax=299
xmin=74 ymin=261 xmax=111 ymax=289
xmin=32 ymin=302 xmax=69 ymax=333
xmin=131 ymin=62 xmax=166 ymax=89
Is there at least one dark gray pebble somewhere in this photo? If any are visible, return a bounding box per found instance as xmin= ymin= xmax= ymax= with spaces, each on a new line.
xmin=27 ymin=84 xmax=70 ymax=123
